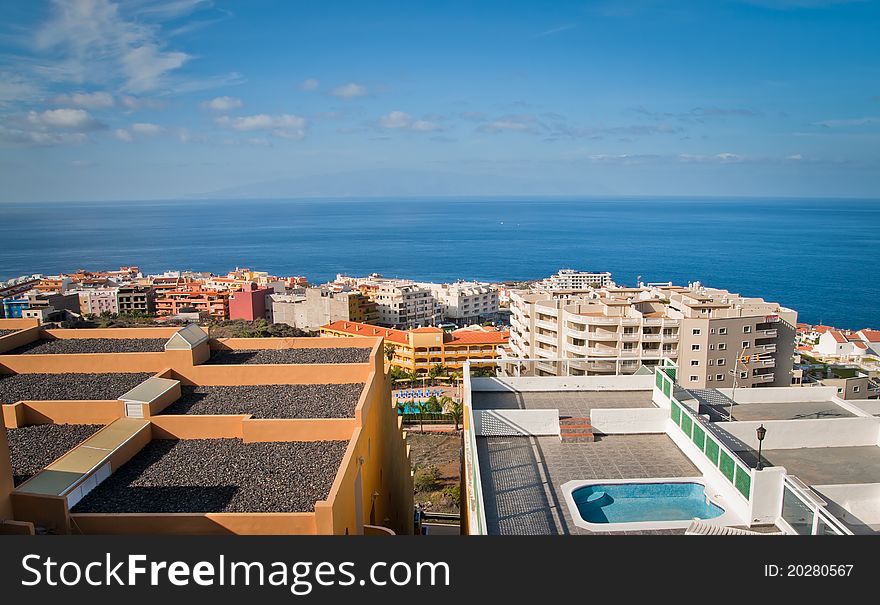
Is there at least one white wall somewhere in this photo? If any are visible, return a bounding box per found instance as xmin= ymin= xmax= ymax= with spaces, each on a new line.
xmin=471 ymin=375 xmax=654 ymax=392
xmin=473 ymin=409 xmax=561 ymax=437
xmin=590 ymin=408 xmax=669 ymax=434
xmin=749 ymin=467 xmax=786 ymax=526
xmin=813 ymin=483 xmax=880 ymax=533
xmin=717 ymin=386 xmax=838 ymax=403
xmin=714 ymin=417 xmax=880 ymax=451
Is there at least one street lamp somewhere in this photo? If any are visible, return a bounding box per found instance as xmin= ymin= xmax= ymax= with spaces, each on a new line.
xmin=755 ymin=424 xmax=767 ymax=470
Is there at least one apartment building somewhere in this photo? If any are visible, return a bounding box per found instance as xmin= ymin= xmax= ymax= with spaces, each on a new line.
xmin=117 ymin=286 xmax=156 ymax=315
xmin=269 ymin=289 xmax=379 ymax=331
xmin=321 ymin=320 xmax=508 ymax=375
xmin=375 ymin=282 xmax=440 ymax=329
xmin=78 ymin=287 xmax=120 ymax=316
xmin=534 ymin=269 xmax=614 ymax=291
xmin=155 ymin=286 xmax=232 ymax=320
xmin=229 ymin=284 xmax=272 ymax=321
xmin=505 ymin=282 xmax=796 ymax=387
xmin=419 ymin=281 xmax=499 ymax=326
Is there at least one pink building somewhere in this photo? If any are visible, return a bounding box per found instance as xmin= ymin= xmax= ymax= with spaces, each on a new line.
xmin=229 ymin=283 xmax=272 ymax=321
xmin=79 ymin=288 xmax=119 ymax=316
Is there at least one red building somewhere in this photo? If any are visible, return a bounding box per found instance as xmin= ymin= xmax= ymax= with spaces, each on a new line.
xmin=229 ymin=283 xmax=272 ymax=321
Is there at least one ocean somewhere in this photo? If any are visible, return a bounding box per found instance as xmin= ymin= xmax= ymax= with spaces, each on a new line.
xmin=0 ymin=197 xmax=877 ymax=329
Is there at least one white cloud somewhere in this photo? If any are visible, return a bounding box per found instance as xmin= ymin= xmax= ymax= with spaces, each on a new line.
xmin=812 ymin=117 xmax=880 ymax=128
xmin=0 ymin=72 xmax=41 ymax=104
xmin=113 ymin=128 xmax=133 ymax=142
xmin=300 ymin=78 xmax=319 ymax=91
xmin=479 ymin=119 xmax=533 ymax=133
xmin=31 ymin=0 xmax=197 ymax=93
xmin=119 ymin=95 xmax=166 ymax=110
xmin=27 ymin=108 xmax=103 ymax=130
xmin=331 ymin=83 xmax=367 ymax=98
xmin=378 ymin=111 xmax=442 ymax=132
xmin=215 ymin=113 xmax=308 ymax=139
xmin=52 ymin=91 xmax=114 ymax=109
xmin=201 ymin=96 xmax=243 ymax=111
xmin=131 ymin=122 xmax=163 ymax=135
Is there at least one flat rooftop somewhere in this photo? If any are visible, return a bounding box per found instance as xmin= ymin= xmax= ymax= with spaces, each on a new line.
xmin=739 ymin=446 xmax=880 ymax=486
xmin=206 ymin=347 xmax=371 ymax=365
xmin=477 ymin=434 xmax=699 ymax=535
xmin=0 ymin=329 xmax=20 ymax=338
xmin=5 ymin=423 xmax=103 ymax=486
xmin=6 ymin=338 xmax=167 ymax=355
xmin=472 ymin=390 xmax=655 ymax=417
xmin=729 ymin=400 xmax=854 ymax=421
xmin=0 ymin=372 xmax=153 ymax=403
xmin=160 ymin=383 xmax=364 ymax=418
xmin=71 ymin=438 xmax=348 ymax=513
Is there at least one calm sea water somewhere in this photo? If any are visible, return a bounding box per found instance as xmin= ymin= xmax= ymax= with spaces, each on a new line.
xmin=0 ymin=197 xmax=877 ymax=329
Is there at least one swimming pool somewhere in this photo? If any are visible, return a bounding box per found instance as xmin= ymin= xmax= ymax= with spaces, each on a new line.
xmin=562 ymin=478 xmax=735 ymax=531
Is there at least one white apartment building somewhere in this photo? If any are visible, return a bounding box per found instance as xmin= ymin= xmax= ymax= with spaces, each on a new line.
xmin=418 ymin=281 xmax=499 ymax=326
xmin=533 ymin=269 xmax=614 ymax=292
xmin=375 ymin=282 xmax=440 ymax=329
xmin=505 ymin=282 xmax=797 ymax=388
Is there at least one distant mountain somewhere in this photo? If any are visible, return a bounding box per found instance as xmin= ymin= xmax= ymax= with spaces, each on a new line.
xmin=189 ymin=168 xmax=615 ymax=199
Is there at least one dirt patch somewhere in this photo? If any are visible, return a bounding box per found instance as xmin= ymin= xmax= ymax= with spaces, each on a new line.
xmin=407 ymin=432 xmax=461 ymax=514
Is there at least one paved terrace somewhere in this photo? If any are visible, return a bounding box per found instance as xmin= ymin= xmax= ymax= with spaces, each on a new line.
xmin=690 ymin=389 xmax=853 ymax=422
xmin=472 ymin=390 xmax=655 ymax=418
xmin=738 ymin=446 xmax=880 ymax=486
xmin=477 ymin=434 xmax=700 ymax=535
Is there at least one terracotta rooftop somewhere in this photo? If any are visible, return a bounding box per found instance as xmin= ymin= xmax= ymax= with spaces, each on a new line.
xmin=323 ymin=320 xmax=409 ymax=344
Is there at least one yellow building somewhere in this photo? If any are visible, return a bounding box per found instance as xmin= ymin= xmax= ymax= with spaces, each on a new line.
xmin=320 ymin=320 xmax=508 ymax=375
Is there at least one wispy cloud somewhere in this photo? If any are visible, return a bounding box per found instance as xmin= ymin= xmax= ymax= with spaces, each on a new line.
xmin=533 ymin=24 xmax=577 ymax=37
xmin=331 ymin=83 xmax=368 ymax=98
xmin=51 ymin=91 xmax=115 ymax=109
xmin=215 ymin=113 xmax=308 ymax=139
xmin=201 ymin=96 xmax=243 ymax=111
xmin=812 ymin=116 xmax=880 ymax=128
xmin=300 ymin=78 xmax=320 ymax=91
xmin=27 ymin=108 xmax=104 ymax=131
xmin=378 ymin=111 xmax=442 ymax=132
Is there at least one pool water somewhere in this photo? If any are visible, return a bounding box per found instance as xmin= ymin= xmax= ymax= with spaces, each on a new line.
xmin=572 ymin=482 xmax=724 ymax=524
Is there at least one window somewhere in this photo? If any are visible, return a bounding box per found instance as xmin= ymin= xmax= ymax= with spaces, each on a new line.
xmin=740 ymin=371 xmax=748 ymax=379
xmin=709 ymin=344 xmax=715 ymax=350
xmin=717 ymin=358 xmax=726 ymax=366
xmin=692 ymin=328 xmax=701 ymax=335
xmin=690 ymin=375 xmax=699 ymax=382
xmin=718 ymin=343 xmax=727 ymax=350
xmin=708 ymin=359 xmax=715 ymax=366
xmin=854 ymin=386 xmax=861 ymax=393
xmin=719 ymin=327 xmax=728 ymax=335
xmin=716 ymin=374 xmax=724 ymax=381
xmin=707 ymin=375 xmax=713 ymax=381
xmin=742 ymin=341 xmax=750 ymax=349
xmin=710 ymin=328 xmax=716 ymax=334
xmin=743 ymin=326 xmax=752 ymax=333
xmin=691 ymin=344 xmax=700 ymax=351
xmin=691 ymin=360 xmax=700 ymax=366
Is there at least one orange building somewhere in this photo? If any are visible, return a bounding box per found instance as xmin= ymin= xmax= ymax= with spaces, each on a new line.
xmin=320 ymin=320 xmax=508 ymax=375
xmin=155 ymin=286 xmax=232 ymax=320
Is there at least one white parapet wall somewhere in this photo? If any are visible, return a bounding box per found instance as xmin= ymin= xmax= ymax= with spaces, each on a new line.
xmin=473 ymin=409 xmax=561 ymax=437
xmin=717 ymin=386 xmax=839 ymax=403
xmin=713 ymin=417 xmax=880 ymax=451
xmin=471 ymin=375 xmax=654 ymax=392
xmin=590 ymin=408 xmax=669 ymax=434
xmin=813 ymin=483 xmax=880 ymax=534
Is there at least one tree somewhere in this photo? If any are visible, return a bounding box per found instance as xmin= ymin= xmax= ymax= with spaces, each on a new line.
xmin=428 ymin=363 xmax=449 ymax=385
xmin=442 ymin=396 xmax=463 ymax=431
xmin=425 ymin=395 xmax=442 ymax=414
xmin=384 ymin=343 xmax=396 ymax=362
xmin=414 ymin=398 xmax=429 ymax=433
xmin=407 ymin=370 xmax=421 ymax=388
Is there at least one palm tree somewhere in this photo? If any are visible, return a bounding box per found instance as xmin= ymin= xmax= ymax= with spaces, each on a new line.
xmin=428 ymin=363 xmax=449 ymax=385
xmin=443 ymin=396 xmax=463 ymax=431
xmin=414 ymin=398 xmax=429 ymax=433
xmin=384 ymin=343 xmax=396 ymax=363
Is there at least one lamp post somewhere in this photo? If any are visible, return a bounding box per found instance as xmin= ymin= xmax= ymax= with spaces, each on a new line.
xmin=755 ymin=424 xmax=767 ymax=471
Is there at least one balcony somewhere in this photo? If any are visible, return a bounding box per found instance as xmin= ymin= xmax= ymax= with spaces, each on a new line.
xmin=641 ymin=333 xmax=661 ymax=342
xmin=760 ymin=358 xmax=776 ymax=368
xmin=535 ymin=318 xmax=557 ymax=331
xmin=535 ymin=332 xmax=556 ymax=345
xmin=534 ymin=347 xmax=556 ymax=359
xmin=589 ymin=330 xmax=618 ymax=341
xmin=565 ymin=325 xmax=588 ymax=339
xmin=662 ymin=333 xmax=679 ymax=342
xmin=565 ymin=343 xmax=590 ymax=355
xmin=619 ymin=349 xmax=639 ymax=357
xmin=586 ymin=347 xmax=618 ymax=356
xmin=620 ymin=332 xmax=640 ymax=342
xmin=761 ymin=329 xmax=778 ymax=338
xmin=587 ymin=317 xmax=619 ymax=325
xmin=640 ymin=349 xmax=663 ymax=357
xmin=642 ymin=318 xmax=663 ymax=325
xmin=620 ymin=318 xmax=641 ymax=326
xmin=754 ymin=373 xmax=775 ymax=383
xmin=759 ymin=344 xmax=777 ymax=353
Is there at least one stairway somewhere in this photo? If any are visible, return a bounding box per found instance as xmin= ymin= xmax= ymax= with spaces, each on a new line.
xmin=559 ymin=416 xmax=594 ymax=442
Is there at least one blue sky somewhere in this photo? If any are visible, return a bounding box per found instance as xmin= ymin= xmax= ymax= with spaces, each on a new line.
xmin=0 ymin=0 xmax=878 ymax=201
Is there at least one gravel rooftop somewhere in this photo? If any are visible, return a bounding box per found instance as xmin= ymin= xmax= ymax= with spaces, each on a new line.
xmin=71 ymin=438 xmax=348 ymax=513
xmin=160 ymin=383 xmax=364 ymax=418
xmin=0 ymin=329 xmax=20 ymax=338
xmin=6 ymin=338 xmax=167 ymax=355
xmin=206 ymin=347 xmax=370 ymax=365
xmin=6 ymin=423 xmax=103 ymax=486
xmin=0 ymin=372 xmax=153 ymax=403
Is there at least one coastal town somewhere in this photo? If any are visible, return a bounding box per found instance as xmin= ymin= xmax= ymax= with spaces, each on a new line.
xmin=1 ymin=263 xmax=878 ymax=537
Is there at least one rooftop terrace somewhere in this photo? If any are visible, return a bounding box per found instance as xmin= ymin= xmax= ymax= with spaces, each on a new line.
xmin=71 ymin=438 xmax=348 ymax=514
xmin=477 ymin=434 xmax=699 ymax=535
xmin=6 ymin=423 xmax=102 ymax=485
xmin=6 ymin=338 xmax=168 ymax=355
xmin=739 ymin=446 xmax=880 ymax=486
xmin=472 ymin=390 xmax=655 ymax=417
xmin=206 ymin=347 xmax=371 ymax=365
xmin=0 ymin=372 xmax=153 ymax=403
xmin=160 ymin=383 xmax=364 ymax=418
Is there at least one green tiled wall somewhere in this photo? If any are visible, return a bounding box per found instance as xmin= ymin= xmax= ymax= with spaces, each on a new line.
xmin=680 ymin=413 xmax=693 ymax=438
xmin=734 ymin=466 xmax=752 ymax=499
xmin=655 ymin=372 xmax=663 ymax=390
xmin=662 ymin=379 xmax=671 ymax=397
xmin=692 ymin=424 xmax=705 ymax=450
xmin=671 ymin=402 xmax=681 ymax=425
xmin=704 ymin=438 xmax=720 ymax=465
xmin=719 ymin=451 xmax=735 ymax=483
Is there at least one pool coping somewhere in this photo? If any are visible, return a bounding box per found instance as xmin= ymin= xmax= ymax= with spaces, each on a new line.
xmin=561 ymin=477 xmax=743 ymax=532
